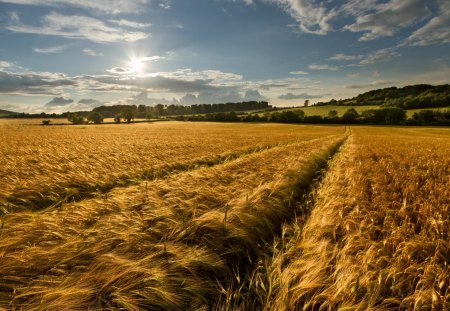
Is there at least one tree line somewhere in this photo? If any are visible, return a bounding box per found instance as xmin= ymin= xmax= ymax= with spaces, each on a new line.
xmin=91 ymin=101 xmax=271 ymax=118
xmin=175 ymin=107 xmax=450 ymax=126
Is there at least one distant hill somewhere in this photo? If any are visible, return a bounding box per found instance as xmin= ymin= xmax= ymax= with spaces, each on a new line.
xmin=0 ymin=109 xmax=18 ymax=117
xmin=315 ymin=84 xmax=450 ymax=109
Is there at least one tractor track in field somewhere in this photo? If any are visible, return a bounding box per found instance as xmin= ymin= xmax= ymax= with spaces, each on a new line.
xmin=1 ymin=134 xmax=342 ymax=214
xmin=213 ymin=129 xmax=351 ymax=309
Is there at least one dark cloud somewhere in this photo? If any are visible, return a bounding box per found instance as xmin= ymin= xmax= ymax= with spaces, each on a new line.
xmin=46 ymin=96 xmax=74 ymax=107
xmin=88 ymin=75 xmax=223 ymax=93
xmin=259 ymin=83 xmax=290 ymax=90
xmin=0 ymin=70 xmax=76 ymax=95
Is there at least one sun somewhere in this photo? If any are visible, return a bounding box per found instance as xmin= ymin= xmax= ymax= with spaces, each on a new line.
xmin=129 ymin=58 xmax=145 ymax=73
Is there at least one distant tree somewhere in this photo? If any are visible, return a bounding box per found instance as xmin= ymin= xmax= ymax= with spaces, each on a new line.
xmin=42 ymin=119 xmax=51 ymax=125
xmin=304 ymin=115 xmax=324 ymax=123
xmin=87 ymin=111 xmax=104 ymax=124
xmin=304 ymin=100 xmax=309 ymax=107
xmin=145 ymin=111 xmax=153 ymax=120
xmin=121 ymin=109 xmax=135 ymax=123
xmin=341 ymin=108 xmax=359 ymax=123
xmin=114 ymin=114 xmax=122 ymax=124
xmin=360 ymin=108 xmax=406 ymax=124
xmin=297 ymin=110 xmax=306 ymax=120
xmin=328 ymin=110 xmax=338 ymax=119
xmin=383 ymin=107 xmax=406 ymax=124
xmin=413 ymin=110 xmax=435 ymax=124
xmin=154 ymin=104 xmax=165 ymax=117
xmin=68 ymin=112 xmax=85 ymax=125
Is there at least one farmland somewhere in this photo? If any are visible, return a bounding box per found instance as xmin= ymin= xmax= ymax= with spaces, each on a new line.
xmin=0 ymin=121 xmax=449 ymax=310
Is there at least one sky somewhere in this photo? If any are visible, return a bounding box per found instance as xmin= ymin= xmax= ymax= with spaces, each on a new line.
xmin=0 ymin=0 xmax=449 ymax=113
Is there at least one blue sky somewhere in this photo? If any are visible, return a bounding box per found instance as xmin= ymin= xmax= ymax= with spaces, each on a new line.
xmin=0 ymin=0 xmax=449 ymax=113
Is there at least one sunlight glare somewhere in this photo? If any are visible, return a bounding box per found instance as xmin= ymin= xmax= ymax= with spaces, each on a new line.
xmin=129 ymin=58 xmax=145 ymax=73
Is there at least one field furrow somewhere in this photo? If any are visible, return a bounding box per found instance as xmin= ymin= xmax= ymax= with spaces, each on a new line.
xmin=0 ymin=134 xmax=346 ymax=310
xmin=262 ymin=127 xmax=450 ymax=310
xmin=0 ymin=122 xmax=345 ymax=212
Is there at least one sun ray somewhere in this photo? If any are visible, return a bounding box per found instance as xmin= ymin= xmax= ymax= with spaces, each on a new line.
xmin=129 ymin=58 xmax=145 ymax=73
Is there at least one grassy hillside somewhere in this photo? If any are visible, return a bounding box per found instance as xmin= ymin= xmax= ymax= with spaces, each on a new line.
xmin=406 ymin=106 xmax=450 ymax=117
xmin=0 ymin=109 xmax=18 ymax=117
xmin=316 ymin=84 xmax=450 ymax=109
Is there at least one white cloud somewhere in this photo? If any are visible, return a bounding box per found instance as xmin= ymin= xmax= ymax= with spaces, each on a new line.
xmin=308 ymin=64 xmax=339 ymax=71
xmin=142 ymin=56 xmax=164 ymax=62
xmin=0 ymin=0 xmax=150 ymax=14
xmin=226 ymin=0 xmax=254 ymax=5
xmin=159 ymin=1 xmax=171 ymax=10
xmin=33 ymin=44 xmax=69 ymax=53
xmin=345 ymin=0 xmax=430 ymax=41
xmin=86 ymin=69 xmax=243 ymax=94
xmin=339 ymin=0 xmax=380 ymax=16
xmin=268 ymin=0 xmax=337 ymax=35
xmin=0 ymin=61 xmax=12 ymax=68
xmin=7 ymin=12 xmax=149 ymax=43
xmin=152 ymin=69 xmax=243 ymax=82
xmin=329 ymin=53 xmax=363 ymax=61
xmin=267 ymin=0 xmax=441 ymax=44
xmin=358 ymin=48 xmax=400 ymax=65
xmin=109 ymin=19 xmax=152 ymax=29
xmin=403 ymin=8 xmax=450 ymax=46
xmin=82 ymin=49 xmax=104 ymax=57
xmin=289 ymin=70 xmax=309 ymax=75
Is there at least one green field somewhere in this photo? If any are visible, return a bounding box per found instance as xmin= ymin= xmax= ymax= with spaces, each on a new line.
xmin=406 ymin=106 xmax=450 ymax=117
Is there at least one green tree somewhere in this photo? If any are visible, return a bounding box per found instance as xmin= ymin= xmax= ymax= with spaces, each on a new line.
xmin=341 ymin=108 xmax=359 ymax=123
xmin=42 ymin=119 xmax=51 ymax=125
xmin=87 ymin=111 xmax=104 ymax=124
xmin=121 ymin=109 xmax=135 ymax=123
xmin=114 ymin=114 xmax=122 ymax=124
xmin=328 ymin=110 xmax=338 ymax=119
xmin=68 ymin=112 xmax=85 ymax=125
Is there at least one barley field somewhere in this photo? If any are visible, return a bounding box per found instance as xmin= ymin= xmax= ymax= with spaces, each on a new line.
xmin=0 ymin=121 xmax=449 ymax=310
xmin=0 ymin=121 xmax=341 ymax=212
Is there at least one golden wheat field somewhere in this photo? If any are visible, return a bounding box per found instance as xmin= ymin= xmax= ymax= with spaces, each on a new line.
xmin=0 ymin=121 xmax=449 ymax=310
